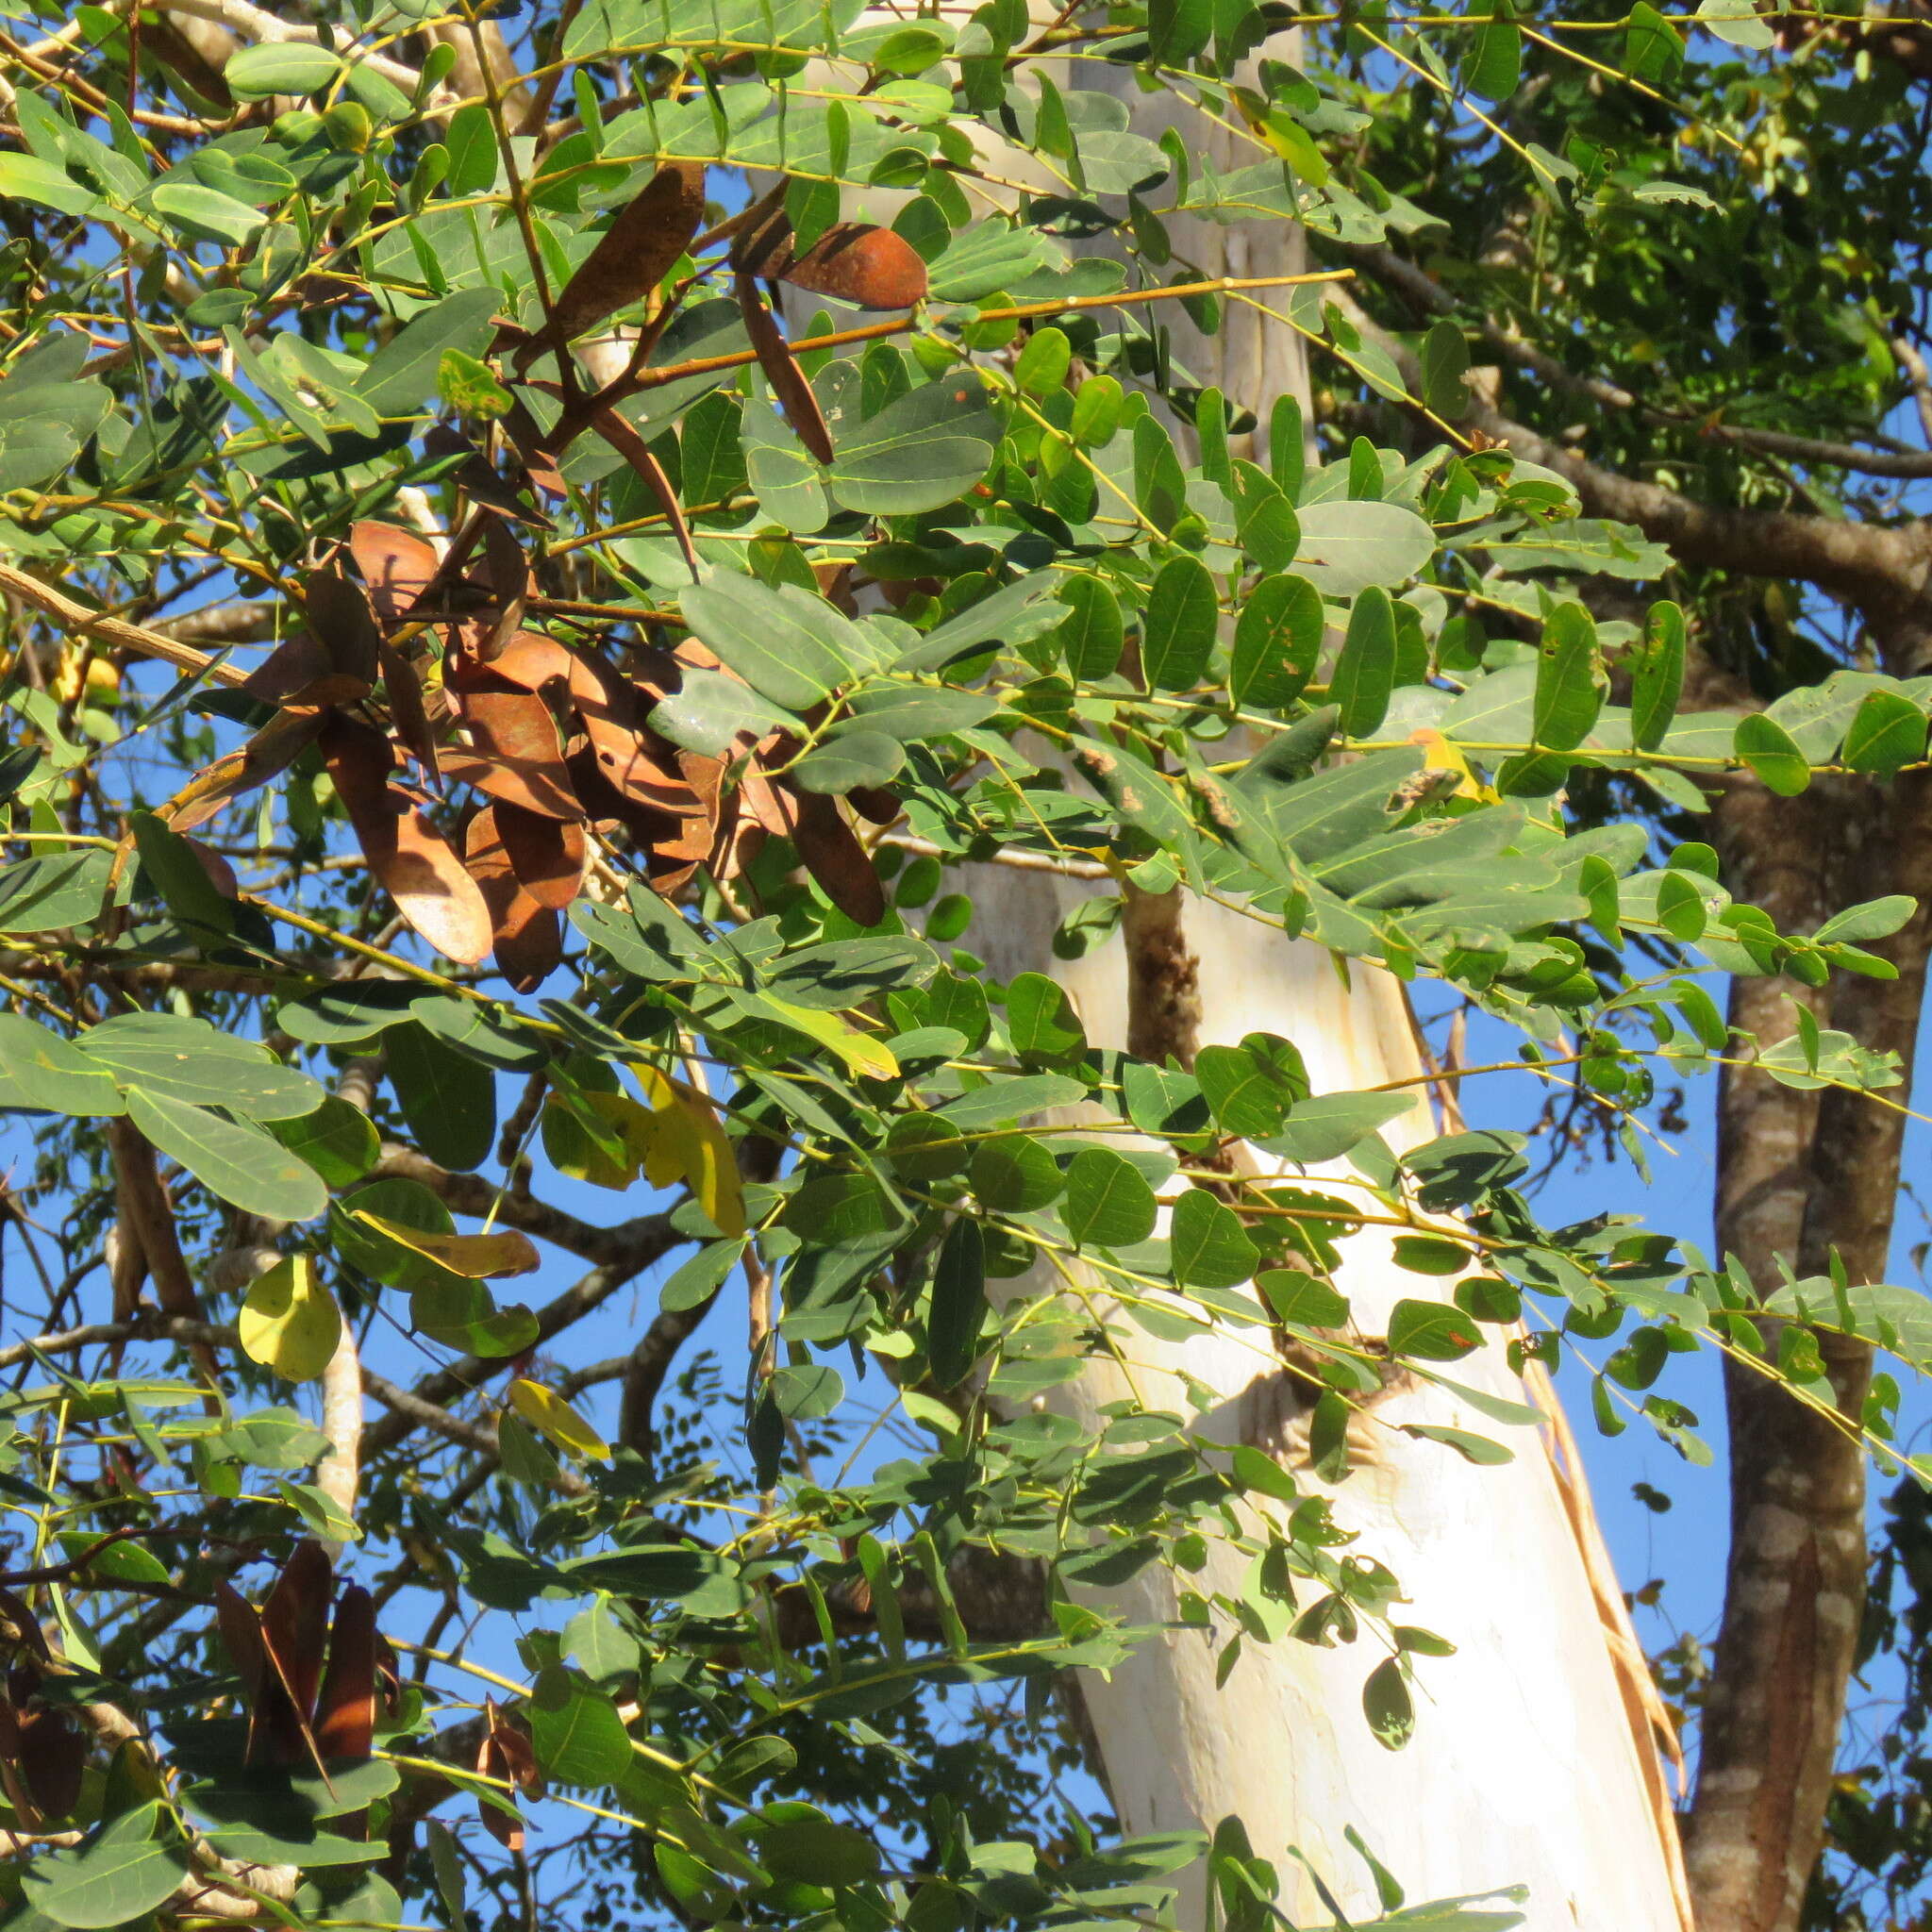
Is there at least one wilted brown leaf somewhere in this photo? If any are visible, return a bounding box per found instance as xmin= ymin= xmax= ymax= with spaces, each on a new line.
xmin=476 ymin=1710 xmax=526 ymax=1855
xmin=379 ymin=640 xmax=441 ymax=781
xmin=734 ymin=273 xmax=836 ymax=467
xmin=172 ymin=705 xmax=332 ymax=834
xmin=480 ymin=517 xmax=531 ymax=656
xmin=440 ymin=750 xmax=582 ymax=822
xmin=263 ymin=1542 xmax=332 ymax=1726
xmin=481 ymin=631 xmax=576 ymax=693
xmin=789 ymin=788 xmax=886 ymax=926
xmin=456 ymin=680 xmax=568 ymax=768
xmin=533 ymin=160 xmax=707 ymax=354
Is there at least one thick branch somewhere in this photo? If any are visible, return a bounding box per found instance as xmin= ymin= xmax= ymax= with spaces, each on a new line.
xmin=1690 ymin=769 xmax=1932 ymax=1932
xmin=370 ymin=1143 xmax=660 ymax=1268
xmin=1342 ymin=242 xmax=1932 ymax=478
xmin=1319 ymin=280 xmax=1932 ymax=648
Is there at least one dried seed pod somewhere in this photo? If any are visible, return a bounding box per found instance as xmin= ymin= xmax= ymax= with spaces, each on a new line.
xmin=529 ymin=161 xmax=708 ymax=355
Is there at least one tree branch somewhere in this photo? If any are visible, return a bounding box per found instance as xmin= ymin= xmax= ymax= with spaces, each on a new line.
xmin=1318 ymin=278 xmax=1932 ymax=652
xmin=1341 ymin=242 xmax=1932 ymax=478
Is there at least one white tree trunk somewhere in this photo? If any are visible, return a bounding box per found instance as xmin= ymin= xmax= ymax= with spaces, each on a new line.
xmin=785 ymin=24 xmax=1691 ymax=1923
xmin=965 ymin=874 xmax=1692 ymax=1931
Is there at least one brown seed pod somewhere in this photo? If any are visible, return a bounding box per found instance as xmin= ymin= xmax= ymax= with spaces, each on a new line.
xmin=467 ymin=808 xmax=564 ymax=992
xmin=321 ymin=717 xmax=494 ymax=966
xmin=496 ymin=801 xmax=589 ymax=909
xmin=348 ymin=522 xmax=440 ymax=628
xmin=314 ymin=1585 xmax=377 ymax=1764
xmin=532 ymin=160 xmax=708 ymax=354
xmin=735 ymin=272 xmax=836 ymax=467
xmin=764 ymin=222 xmax=929 ymax=311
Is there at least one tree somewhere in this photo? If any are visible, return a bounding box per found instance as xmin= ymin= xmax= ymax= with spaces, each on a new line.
xmin=0 ymin=8 xmax=1922 ymax=1932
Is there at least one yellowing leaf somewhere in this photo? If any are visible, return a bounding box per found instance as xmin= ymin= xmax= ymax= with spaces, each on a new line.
xmin=631 ymin=1064 xmax=746 ymax=1234
xmin=238 ymin=1256 xmax=342 ymax=1382
xmin=755 ymin=994 xmax=901 ymax=1080
xmin=348 ymin=1209 xmax=541 ymax=1278
xmin=508 ymin=1378 xmax=611 ymax=1460
xmin=1407 ymin=726 xmax=1493 ymax=803
xmin=542 ymin=1092 xmax=636 ymax=1190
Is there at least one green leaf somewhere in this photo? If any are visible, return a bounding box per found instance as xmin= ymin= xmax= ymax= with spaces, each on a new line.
xmin=1195 ymin=1036 xmax=1307 ymax=1137
xmin=0 ymin=847 xmax=112 ymax=934
xmin=680 ymin=578 xmax=865 ymax=709
xmin=650 ymin=669 xmax=791 ymax=757
xmin=127 ymin=1089 xmax=327 ymax=1221
xmin=1330 ymin=588 xmax=1396 ymax=738
xmin=264 ymin=1094 xmax=380 ymax=1188
xmin=1141 ymin=554 xmax=1219 ymax=692
xmin=78 ymin=1012 xmax=324 ymax=1120
xmin=769 ymin=936 xmax=938 ymax=1008
xmin=1063 ymin=1147 xmax=1158 ymax=1248
xmin=969 ymin=1132 xmax=1062 ymax=1211
xmin=1258 ymin=1269 xmax=1350 ymax=1328
xmin=528 ymin=1667 xmax=635 ymax=1786
xmin=741 ymin=389 xmax=829 ymax=533
xmin=756 ymin=1816 xmax=881 ymax=1887
xmin=927 ymin=1216 xmax=987 ymax=1388
xmin=1230 ymin=574 xmax=1324 ymax=710
xmin=386 ymin=1021 xmax=495 ymax=1172
xmin=224 ymin=42 xmax=346 ymax=96
xmin=1531 ymin=602 xmax=1601 ymax=750
xmin=1624 ymin=1 xmax=1683 ymax=79
xmin=1053 ymin=575 xmax=1124 ymax=681
xmin=1261 ymin=1092 xmax=1416 ymax=1163
xmin=792 ymin=732 xmax=907 ymax=794
xmin=827 ymin=375 xmax=1000 ymax=514
xmin=1630 ymin=601 xmax=1685 ymax=752
xmin=357 ymin=289 xmax=502 ymax=414
xmin=1227 ymin=460 xmax=1300 ymax=572
xmin=1387 ymin=1298 xmax=1481 ymax=1361
xmin=1419 ymin=321 xmax=1470 ymax=420
xmin=1842 ymin=690 xmax=1925 ymax=776
xmin=1362 ymin=1657 xmax=1415 ymax=1750
xmin=0 ymin=1012 xmax=125 ymax=1116
xmin=1459 ymin=8 xmax=1521 ymax=99
xmin=1734 ymin=713 xmax=1811 ymax=796
xmin=1814 ymin=895 xmax=1916 ymax=945
xmin=1005 ymin=972 xmax=1085 ymax=1064
xmin=1170 ymin=1188 xmax=1257 ymax=1290
xmin=148 ymin=182 xmax=267 ymax=245
xmin=0 ymin=152 xmax=100 ymax=218
xmin=21 ymin=1805 xmax=190 ymax=1928
xmin=1696 ymin=0 xmax=1774 ymax=47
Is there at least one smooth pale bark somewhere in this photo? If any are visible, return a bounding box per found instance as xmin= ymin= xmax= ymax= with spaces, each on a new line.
xmin=963 ymin=868 xmax=1690 ymax=1929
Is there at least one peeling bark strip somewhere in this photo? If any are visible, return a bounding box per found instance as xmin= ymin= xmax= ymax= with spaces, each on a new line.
xmin=1690 ymin=769 xmax=1932 ymax=1932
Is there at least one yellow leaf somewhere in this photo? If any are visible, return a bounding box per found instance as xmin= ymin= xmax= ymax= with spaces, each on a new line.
xmin=631 ymin=1064 xmax=745 ymax=1237
xmin=348 ymin=1210 xmax=541 ymax=1278
xmin=239 ymin=1256 xmax=341 ymax=1383
xmin=507 ymin=1378 xmax=611 ymax=1461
